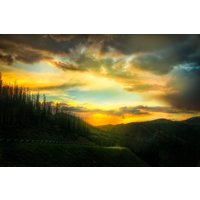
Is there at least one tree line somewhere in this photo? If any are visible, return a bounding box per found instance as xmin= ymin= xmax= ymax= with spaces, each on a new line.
xmin=0 ymin=72 xmax=90 ymax=139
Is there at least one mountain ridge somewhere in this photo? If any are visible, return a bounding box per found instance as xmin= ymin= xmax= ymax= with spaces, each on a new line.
xmin=97 ymin=116 xmax=200 ymax=129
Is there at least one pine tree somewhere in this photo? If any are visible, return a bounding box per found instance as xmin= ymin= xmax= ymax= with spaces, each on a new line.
xmin=0 ymin=72 xmax=90 ymax=139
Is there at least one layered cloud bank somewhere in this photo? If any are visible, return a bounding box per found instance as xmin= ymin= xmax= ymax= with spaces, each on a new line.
xmin=0 ymin=35 xmax=200 ymax=125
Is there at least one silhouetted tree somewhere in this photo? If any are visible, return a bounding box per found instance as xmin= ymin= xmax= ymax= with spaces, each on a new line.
xmin=0 ymin=73 xmax=90 ymax=139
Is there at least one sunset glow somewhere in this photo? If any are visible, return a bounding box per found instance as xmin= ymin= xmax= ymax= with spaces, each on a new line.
xmin=0 ymin=35 xmax=200 ymax=125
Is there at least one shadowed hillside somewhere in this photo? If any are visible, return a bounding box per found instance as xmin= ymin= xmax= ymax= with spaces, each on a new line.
xmin=99 ymin=118 xmax=200 ymax=166
xmin=0 ymin=72 xmax=90 ymax=140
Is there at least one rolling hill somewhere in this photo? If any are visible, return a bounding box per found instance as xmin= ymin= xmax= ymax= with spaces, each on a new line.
xmin=98 ymin=117 xmax=200 ymax=166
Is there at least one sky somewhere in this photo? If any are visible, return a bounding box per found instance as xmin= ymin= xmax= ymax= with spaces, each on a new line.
xmin=0 ymin=34 xmax=200 ymax=126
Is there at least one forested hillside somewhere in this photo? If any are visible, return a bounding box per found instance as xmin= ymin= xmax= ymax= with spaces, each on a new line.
xmin=0 ymin=72 xmax=89 ymax=140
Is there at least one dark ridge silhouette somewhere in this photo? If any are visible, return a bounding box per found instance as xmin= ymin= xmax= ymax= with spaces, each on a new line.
xmin=98 ymin=117 xmax=200 ymax=166
xmin=182 ymin=116 xmax=200 ymax=125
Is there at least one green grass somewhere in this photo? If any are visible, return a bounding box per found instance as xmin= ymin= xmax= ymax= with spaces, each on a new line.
xmin=0 ymin=143 xmax=149 ymax=167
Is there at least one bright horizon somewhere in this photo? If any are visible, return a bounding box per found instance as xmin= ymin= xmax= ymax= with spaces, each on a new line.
xmin=0 ymin=35 xmax=200 ymax=126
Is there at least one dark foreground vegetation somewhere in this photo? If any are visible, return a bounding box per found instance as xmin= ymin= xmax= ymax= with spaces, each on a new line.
xmin=1 ymin=73 xmax=200 ymax=167
xmin=0 ymin=73 xmax=89 ymax=140
xmin=99 ymin=118 xmax=200 ymax=167
xmin=0 ymin=143 xmax=148 ymax=167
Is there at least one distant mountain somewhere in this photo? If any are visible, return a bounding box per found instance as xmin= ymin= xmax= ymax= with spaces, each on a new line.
xmin=98 ymin=118 xmax=173 ymax=130
xmin=182 ymin=116 xmax=200 ymax=125
xmin=98 ymin=117 xmax=200 ymax=166
xmin=148 ymin=118 xmax=173 ymax=123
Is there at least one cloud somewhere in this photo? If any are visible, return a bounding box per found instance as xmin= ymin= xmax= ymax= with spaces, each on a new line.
xmin=0 ymin=35 xmax=85 ymax=54
xmin=118 ymin=105 xmax=193 ymax=115
xmin=49 ymin=60 xmax=83 ymax=71
xmin=132 ymin=52 xmax=175 ymax=74
xmin=160 ymin=64 xmax=200 ymax=111
xmin=1 ymin=34 xmax=199 ymax=76
xmin=33 ymin=82 xmax=85 ymax=91
xmin=59 ymin=103 xmax=190 ymax=116
xmin=61 ymin=105 xmax=95 ymax=113
xmin=102 ymin=35 xmax=190 ymax=55
xmin=0 ymin=35 xmax=89 ymax=65
xmin=1 ymin=34 xmax=200 ymax=112
xmin=44 ymin=35 xmax=76 ymax=42
xmin=0 ymin=38 xmax=51 ymax=64
xmin=0 ymin=52 xmax=14 ymax=65
xmin=119 ymin=106 xmax=149 ymax=115
xmin=131 ymin=35 xmax=200 ymax=74
xmin=124 ymin=83 xmax=164 ymax=92
xmin=0 ymin=35 xmax=114 ymax=67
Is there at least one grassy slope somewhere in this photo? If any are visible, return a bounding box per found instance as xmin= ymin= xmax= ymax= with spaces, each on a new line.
xmin=0 ymin=143 xmax=149 ymax=167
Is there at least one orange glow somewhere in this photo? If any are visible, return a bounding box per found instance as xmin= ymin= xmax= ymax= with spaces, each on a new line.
xmin=84 ymin=113 xmax=157 ymax=126
xmin=85 ymin=113 xmax=122 ymax=126
xmin=1 ymin=40 xmax=199 ymax=127
xmin=82 ymin=111 xmax=199 ymax=126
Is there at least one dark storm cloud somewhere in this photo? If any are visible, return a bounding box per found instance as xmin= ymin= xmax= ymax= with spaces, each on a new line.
xmin=0 ymin=34 xmax=111 ymax=55
xmin=0 ymin=35 xmax=90 ymax=65
xmin=131 ymin=35 xmax=200 ymax=74
xmin=0 ymin=37 xmax=51 ymax=64
xmin=102 ymin=35 xmax=190 ymax=55
xmin=132 ymin=52 xmax=175 ymax=74
xmin=45 ymin=35 xmax=76 ymax=42
xmin=100 ymin=35 xmax=200 ymax=75
xmin=0 ymin=34 xmax=111 ymax=65
xmin=0 ymin=52 xmax=14 ymax=65
xmin=0 ymin=34 xmax=200 ymax=76
xmin=16 ymin=50 xmax=47 ymax=64
xmin=0 ymin=35 xmax=88 ymax=54
xmin=161 ymin=65 xmax=200 ymax=111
